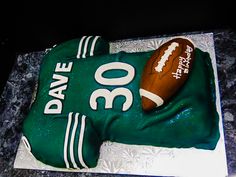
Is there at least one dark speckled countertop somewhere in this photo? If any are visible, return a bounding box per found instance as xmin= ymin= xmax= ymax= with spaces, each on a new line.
xmin=0 ymin=29 xmax=235 ymax=177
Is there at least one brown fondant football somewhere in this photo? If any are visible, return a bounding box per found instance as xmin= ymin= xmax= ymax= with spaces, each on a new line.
xmin=140 ymin=37 xmax=195 ymax=111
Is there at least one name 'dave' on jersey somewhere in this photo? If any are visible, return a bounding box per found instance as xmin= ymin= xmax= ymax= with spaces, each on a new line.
xmin=43 ymin=51 xmax=149 ymax=116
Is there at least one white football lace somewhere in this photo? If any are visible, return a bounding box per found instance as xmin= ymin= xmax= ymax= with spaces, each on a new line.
xmin=155 ymin=42 xmax=179 ymax=72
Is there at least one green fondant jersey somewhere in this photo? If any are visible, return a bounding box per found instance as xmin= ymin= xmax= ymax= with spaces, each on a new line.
xmin=23 ymin=36 xmax=220 ymax=169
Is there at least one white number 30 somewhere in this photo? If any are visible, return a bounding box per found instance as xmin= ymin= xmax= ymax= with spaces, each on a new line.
xmin=89 ymin=62 xmax=135 ymax=111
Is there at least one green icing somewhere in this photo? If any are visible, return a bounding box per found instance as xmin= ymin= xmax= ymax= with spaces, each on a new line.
xmin=22 ymin=37 xmax=220 ymax=169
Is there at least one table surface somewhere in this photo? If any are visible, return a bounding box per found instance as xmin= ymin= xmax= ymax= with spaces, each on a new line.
xmin=0 ymin=29 xmax=235 ymax=177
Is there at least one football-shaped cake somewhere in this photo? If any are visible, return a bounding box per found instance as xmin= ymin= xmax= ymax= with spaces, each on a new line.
xmin=140 ymin=37 xmax=195 ymax=111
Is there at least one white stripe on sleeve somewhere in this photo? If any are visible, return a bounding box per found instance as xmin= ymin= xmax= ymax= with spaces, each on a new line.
xmin=82 ymin=36 xmax=92 ymax=58
xmin=69 ymin=113 xmax=79 ymax=169
xmin=77 ymin=36 xmax=87 ymax=59
xmin=78 ymin=115 xmax=88 ymax=168
xmin=64 ymin=112 xmax=73 ymax=168
xmin=89 ymin=36 xmax=100 ymax=56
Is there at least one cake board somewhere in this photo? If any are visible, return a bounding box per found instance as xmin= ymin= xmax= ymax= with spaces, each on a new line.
xmin=13 ymin=33 xmax=228 ymax=177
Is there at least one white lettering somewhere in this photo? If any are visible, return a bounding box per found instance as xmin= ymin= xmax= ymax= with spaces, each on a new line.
xmin=50 ymin=74 xmax=68 ymax=88
xmin=44 ymin=99 xmax=62 ymax=114
xmin=172 ymin=71 xmax=181 ymax=79
xmin=90 ymin=88 xmax=133 ymax=111
xmin=90 ymin=62 xmax=135 ymax=111
xmin=172 ymin=45 xmax=193 ymax=79
xmin=55 ymin=62 xmax=73 ymax=72
xmin=49 ymin=85 xmax=67 ymax=100
xmin=186 ymin=45 xmax=193 ymax=53
xmin=95 ymin=62 xmax=135 ymax=86
xmin=44 ymin=62 xmax=73 ymax=114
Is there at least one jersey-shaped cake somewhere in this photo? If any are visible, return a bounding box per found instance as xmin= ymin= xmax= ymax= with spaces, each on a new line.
xmin=22 ymin=36 xmax=220 ymax=169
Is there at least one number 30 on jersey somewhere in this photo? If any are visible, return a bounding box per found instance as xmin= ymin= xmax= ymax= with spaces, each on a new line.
xmin=89 ymin=62 xmax=135 ymax=111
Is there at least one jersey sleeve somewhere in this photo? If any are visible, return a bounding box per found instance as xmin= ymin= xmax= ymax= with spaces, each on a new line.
xmin=22 ymin=112 xmax=102 ymax=169
xmin=45 ymin=36 xmax=109 ymax=61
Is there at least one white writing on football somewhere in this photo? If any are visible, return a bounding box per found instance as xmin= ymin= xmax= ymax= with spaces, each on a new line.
xmin=172 ymin=45 xmax=193 ymax=79
xmin=155 ymin=42 xmax=179 ymax=72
